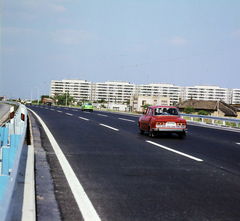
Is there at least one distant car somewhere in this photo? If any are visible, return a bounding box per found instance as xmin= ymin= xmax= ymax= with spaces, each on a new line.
xmin=138 ymin=105 xmax=187 ymax=138
xmin=81 ymin=102 xmax=93 ymax=111
xmin=25 ymin=100 xmax=32 ymax=105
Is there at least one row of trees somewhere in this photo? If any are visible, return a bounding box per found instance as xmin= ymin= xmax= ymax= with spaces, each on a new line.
xmin=37 ymin=95 xmax=130 ymax=107
xmin=183 ymin=106 xmax=208 ymax=115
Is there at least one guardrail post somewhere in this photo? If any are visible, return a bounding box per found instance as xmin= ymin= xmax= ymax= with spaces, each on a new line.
xmin=223 ymin=121 xmax=226 ymax=126
xmin=1 ymin=134 xmax=21 ymax=175
xmin=0 ymin=128 xmax=9 ymax=147
xmin=0 ymin=175 xmax=8 ymax=203
xmin=1 ymin=148 xmax=10 ymax=175
xmin=9 ymin=134 xmax=21 ymax=170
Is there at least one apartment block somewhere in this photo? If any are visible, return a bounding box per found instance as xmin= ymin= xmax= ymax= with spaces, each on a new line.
xmin=51 ymin=79 xmax=136 ymax=104
xmin=136 ymin=83 xmax=181 ymax=105
xmin=92 ymin=81 xmax=136 ymax=103
xmin=184 ymin=85 xmax=231 ymax=104
xmin=51 ymin=79 xmax=92 ymax=101
xmin=232 ymin=89 xmax=240 ymax=104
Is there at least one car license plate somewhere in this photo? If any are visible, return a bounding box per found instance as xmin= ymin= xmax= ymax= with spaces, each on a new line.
xmin=166 ymin=122 xmax=176 ymax=127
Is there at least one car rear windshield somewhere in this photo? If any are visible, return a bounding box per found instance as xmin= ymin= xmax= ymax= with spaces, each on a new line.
xmin=153 ymin=107 xmax=179 ymax=116
xmin=85 ymin=103 xmax=92 ymax=105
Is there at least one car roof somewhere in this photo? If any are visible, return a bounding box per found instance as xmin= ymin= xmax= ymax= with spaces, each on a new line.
xmin=148 ymin=105 xmax=177 ymax=109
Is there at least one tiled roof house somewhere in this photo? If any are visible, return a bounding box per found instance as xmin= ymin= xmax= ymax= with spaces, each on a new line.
xmin=177 ymin=99 xmax=239 ymax=118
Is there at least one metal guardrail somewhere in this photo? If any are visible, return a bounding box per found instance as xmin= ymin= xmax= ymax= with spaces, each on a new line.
xmin=0 ymin=103 xmax=28 ymax=221
xmin=180 ymin=113 xmax=240 ymax=127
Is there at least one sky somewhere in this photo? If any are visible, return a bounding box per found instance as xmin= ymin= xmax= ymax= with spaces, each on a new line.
xmin=0 ymin=0 xmax=240 ymax=100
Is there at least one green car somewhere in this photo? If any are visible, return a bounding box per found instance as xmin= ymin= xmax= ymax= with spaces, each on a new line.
xmin=81 ymin=102 xmax=93 ymax=111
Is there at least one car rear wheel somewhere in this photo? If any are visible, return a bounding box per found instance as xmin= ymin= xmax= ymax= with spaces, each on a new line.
xmin=148 ymin=128 xmax=155 ymax=138
xmin=178 ymin=132 xmax=186 ymax=139
xmin=139 ymin=124 xmax=144 ymax=134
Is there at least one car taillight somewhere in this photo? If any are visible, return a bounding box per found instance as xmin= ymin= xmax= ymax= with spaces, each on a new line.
xmin=176 ymin=122 xmax=186 ymax=126
xmin=156 ymin=122 xmax=166 ymax=126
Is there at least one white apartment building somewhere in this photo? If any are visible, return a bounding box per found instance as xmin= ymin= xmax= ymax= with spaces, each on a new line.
xmin=51 ymin=79 xmax=136 ymax=104
xmin=184 ymin=85 xmax=231 ymax=104
xmin=92 ymin=81 xmax=136 ymax=103
xmin=51 ymin=79 xmax=92 ymax=101
xmin=136 ymin=83 xmax=181 ymax=105
xmin=50 ymin=79 xmax=240 ymax=105
xmin=232 ymin=89 xmax=240 ymax=104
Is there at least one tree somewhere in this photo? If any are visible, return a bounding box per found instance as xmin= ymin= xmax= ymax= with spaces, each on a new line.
xmin=198 ymin=110 xmax=208 ymax=115
xmin=141 ymin=104 xmax=151 ymax=109
xmin=54 ymin=93 xmax=74 ymax=106
xmin=184 ymin=106 xmax=195 ymax=114
xmin=98 ymin=99 xmax=106 ymax=103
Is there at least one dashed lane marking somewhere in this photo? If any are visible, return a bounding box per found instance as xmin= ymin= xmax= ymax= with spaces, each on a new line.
xmin=98 ymin=114 xmax=108 ymax=117
xmin=66 ymin=113 xmax=73 ymax=116
xmin=146 ymin=140 xmax=203 ymax=162
xmin=118 ymin=118 xmax=135 ymax=122
xmin=79 ymin=117 xmax=89 ymax=121
xmin=100 ymin=124 xmax=119 ymax=131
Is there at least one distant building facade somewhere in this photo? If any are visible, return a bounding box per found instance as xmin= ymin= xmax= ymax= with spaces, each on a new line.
xmin=130 ymin=95 xmax=170 ymax=113
xmin=50 ymin=79 xmax=240 ymax=106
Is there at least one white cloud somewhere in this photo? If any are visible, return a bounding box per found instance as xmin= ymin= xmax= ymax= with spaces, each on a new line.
xmin=2 ymin=27 xmax=42 ymax=37
xmin=51 ymin=29 xmax=99 ymax=45
xmin=49 ymin=4 xmax=67 ymax=13
xmin=1 ymin=46 xmax=30 ymax=54
xmin=23 ymin=0 xmax=67 ymax=14
xmin=231 ymin=30 xmax=240 ymax=38
xmin=163 ymin=36 xmax=189 ymax=46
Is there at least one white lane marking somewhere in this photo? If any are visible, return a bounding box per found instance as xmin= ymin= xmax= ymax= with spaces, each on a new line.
xmin=66 ymin=113 xmax=73 ymax=116
xmin=72 ymin=109 xmax=78 ymax=111
xmin=22 ymin=145 xmax=35 ymax=221
xmin=146 ymin=140 xmax=203 ymax=162
xmin=57 ymin=110 xmax=62 ymax=113
xmin=45 ymin=107 xmax=48 ymax=109
xmin=50 ymin=109 xmax=54 ymax=111
xmin=98 ymin=114 xmax=108 ymax=117
xmin=237 ymin=143 xmax=240 ymax=145
xmin=118 ymin=118 xmax=135 ymax=122
xmin=79 ymin=117 xmax=89 ymax=121
xmin=83 ymin=111 xmax=90 ymax=114
xmin=29 ymin=109 xmax=101 ymax=221
xmin=100 ymin=124 xmax=119 ymax=131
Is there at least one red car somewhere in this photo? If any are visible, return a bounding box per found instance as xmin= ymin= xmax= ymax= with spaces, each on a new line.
xmin=138 ymin=105 xmax=187 ymax=138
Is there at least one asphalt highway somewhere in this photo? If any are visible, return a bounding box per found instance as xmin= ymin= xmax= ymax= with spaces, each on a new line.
xmin=27 ymin=105 xmax=240 ymax=221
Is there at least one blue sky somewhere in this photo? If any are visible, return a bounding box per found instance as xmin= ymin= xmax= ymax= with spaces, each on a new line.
xmin=1 ymin=0 xmax=240 ymax=99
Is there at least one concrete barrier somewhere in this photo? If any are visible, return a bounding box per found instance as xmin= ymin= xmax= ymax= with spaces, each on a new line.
xmin=0 ymin=103 xmax=28 ymax=220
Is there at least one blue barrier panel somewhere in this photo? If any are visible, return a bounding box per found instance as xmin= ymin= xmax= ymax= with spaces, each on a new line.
xmin=0 ymin=127 xmax=9 ymax=147
xmin=9 ymin=134 xmax=21 ymax=169
xmin=1 ymin=148 xmax=10 ymax=175
xmin=0 ymin=176 xmax=8 ymax=203
xmin=1 ymin=134 xmax=21 ymax=175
